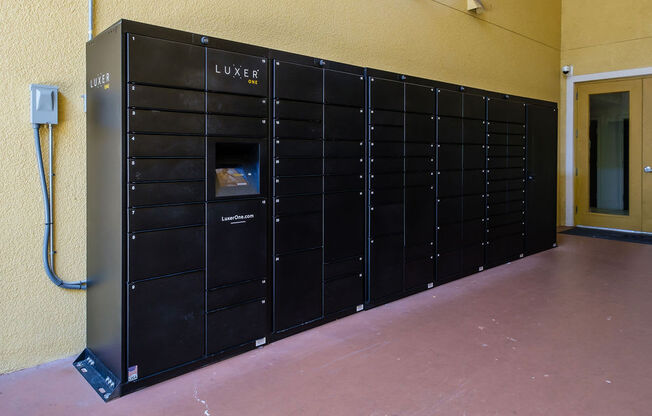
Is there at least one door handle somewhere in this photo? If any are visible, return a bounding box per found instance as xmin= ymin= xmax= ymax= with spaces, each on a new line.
xmin=645 ymin=166 xmax=652 ymax=173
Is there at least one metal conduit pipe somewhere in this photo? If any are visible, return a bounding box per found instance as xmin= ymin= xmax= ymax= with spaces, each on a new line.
xmin=88 ymin=0 xmax=93 ymax=41
xmin=33 ymin=124 xmax=87 ymax=289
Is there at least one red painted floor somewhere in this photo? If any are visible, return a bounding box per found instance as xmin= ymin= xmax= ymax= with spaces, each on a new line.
xmin=2 ymin=233 xmax=652 ymax=415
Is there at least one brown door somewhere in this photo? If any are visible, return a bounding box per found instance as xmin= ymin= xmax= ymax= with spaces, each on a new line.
xmin=575 ymin=78 xmax=644 ymax=231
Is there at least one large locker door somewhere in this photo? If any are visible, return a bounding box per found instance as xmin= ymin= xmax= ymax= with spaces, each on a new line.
xmin=369 ymin=234 xmax=404 ymax=300
xmin=324 ymin=191 xmax=365 ymax=261
xmin=128 ymin=272 xmax=204 ymax=380
xmin=207 ymin=200 xmax=267 ymax=288
xmin=127 ymin=35 xmax=204 ymax=89
xmin=525 ymin=104 xmax=558 ymax=254
xmin=275 ymin=249 xmax=323 ymax=331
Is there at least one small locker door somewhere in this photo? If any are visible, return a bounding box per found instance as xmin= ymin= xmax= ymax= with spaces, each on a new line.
xmin=274 ymin=61 xmax=323 ymax=102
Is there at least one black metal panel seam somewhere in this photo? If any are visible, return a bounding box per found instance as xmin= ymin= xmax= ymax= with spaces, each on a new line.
xmin=321 ymin=66 xmax=325 ymax=320
xmin=203 ymin=45 xmax=208 ymax=360
xmin=270 ymin=57 xmax=278 ymax=334
xmin=402 ymin=80 xmax=406 ymax=293
xmin=364 ymin=71 xmax=370 ymax=304
xmin=461 ymin=92 xmax=466 ymax=268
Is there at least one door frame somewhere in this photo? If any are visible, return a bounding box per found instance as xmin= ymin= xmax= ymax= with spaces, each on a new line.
xmin=564 ymin=66 xmax=652 ymax=226
xmin=574 ymin=79 xmax=642 ymax=230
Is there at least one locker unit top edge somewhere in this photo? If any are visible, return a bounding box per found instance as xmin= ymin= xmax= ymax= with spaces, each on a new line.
xmin=92 ymin=19 xmax=556 ymax=108
xmin=94 ymin=19 xmax=558 ymax=108
xmin=367 ymin=66 xmax=557 ymax=109
xmin=90 ymin=19 xmax=364 ymax=75
xmin=268 ymin=49 xmax=365 ymax=75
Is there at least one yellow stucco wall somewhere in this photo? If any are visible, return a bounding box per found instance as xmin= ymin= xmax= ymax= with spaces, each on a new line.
xmin=0 ymin=0 xmax=560 ymax=374
xmin=558 ymin=0 xmax=652 ymax=224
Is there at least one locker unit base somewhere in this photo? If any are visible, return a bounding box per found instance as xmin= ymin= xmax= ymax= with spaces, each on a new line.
xmin=269 ymin=304 xmax=366 ymax=342
xmin=75 ymin=335 xmax=269 ymax=402
xmin=73 ymin=349 xmax=120 ymax=401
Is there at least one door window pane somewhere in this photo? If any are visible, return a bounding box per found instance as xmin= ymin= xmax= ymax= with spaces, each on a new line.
xmin=589 ymin=91 xmax=629 ymax=215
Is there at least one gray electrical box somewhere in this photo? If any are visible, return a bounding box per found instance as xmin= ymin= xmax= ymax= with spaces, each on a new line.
xmin=30 ymin=84 xmax=58 ymax=125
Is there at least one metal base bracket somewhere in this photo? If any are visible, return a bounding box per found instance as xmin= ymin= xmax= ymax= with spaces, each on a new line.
xmin=73 ymin=349 xmax=120 ymax=402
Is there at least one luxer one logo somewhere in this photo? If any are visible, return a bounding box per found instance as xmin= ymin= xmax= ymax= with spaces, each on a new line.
xmin=89 ymin=72 xmax=110 ymax=89
xmin=215 ymin=64 xmax=260 ymax=85
xmin=221 ymin=213 xmax=255 ymax=224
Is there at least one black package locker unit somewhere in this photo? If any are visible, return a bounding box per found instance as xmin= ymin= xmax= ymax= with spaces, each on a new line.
xmin=80 ymin=21 xmax=273 ymax=400
xmin=435 ymin=88 xmax=487 ymax=282
xmin=367 ymin=72 xmax=437 ymax=305
xmin=485 ymin=98 xmax=527 ymax=267
xmin=271 ymin=53 xmax=367 ymax=335
xmin=80 ymin=20 xmax=558 ymax=401
xmin=525 ymin=104 xmax=558 ymax=254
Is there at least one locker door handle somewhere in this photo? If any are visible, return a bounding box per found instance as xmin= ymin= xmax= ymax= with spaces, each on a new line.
xmin=644 ymin=166 xmax=652 ymax=173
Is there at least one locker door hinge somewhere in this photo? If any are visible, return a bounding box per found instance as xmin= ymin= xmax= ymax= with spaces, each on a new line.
xmin=575 ymin=205 xmax=578 ymax=214
xmin=575 ymin=129 xmax=578 ymax=138
xmin=575 ymin=168 xmax=578 ymax=176
xmin=575 ymin=91 xmax=578 ymax=100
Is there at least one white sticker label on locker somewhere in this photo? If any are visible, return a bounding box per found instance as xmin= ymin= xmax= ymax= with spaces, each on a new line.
xmin=356 ymin=304 xmax=364 ymax=312
xmin=427 ymin=282 xmax=434 ymax=289
xmin=127 ymin=365 xmax=138 ymax=382
xmin=255 ymin=337 xmax=267 ymax=347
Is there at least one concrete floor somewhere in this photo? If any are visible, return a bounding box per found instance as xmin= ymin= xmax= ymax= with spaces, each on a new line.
xmin=2 ymin=232 xmax=652 ymax=415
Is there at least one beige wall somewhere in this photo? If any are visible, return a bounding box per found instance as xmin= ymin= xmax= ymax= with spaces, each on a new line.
xmin=558 ymin=0 xmax=652 ymax=224
xmin=0 ymin=0 xmax=560 ymax=374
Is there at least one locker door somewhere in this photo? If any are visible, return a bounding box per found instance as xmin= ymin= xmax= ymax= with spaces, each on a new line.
xmin=437 ymin=89 xmax=462 ymax=118
xmin=405 ymin=245 xmax=434 ymax=289
xmin=370 ymin=78 xmax=404 ymax=111
xmin=405 ymin=187 xmax=435 ymax=246
xmin=207 ymin=200 xmax=267 ymax=288
xmin=128 ymin=272 xmax=204 ymax=379
xmin=406 ymin=84 xmax=435 ymax=114
xmin=525 ymin=104 xmax=558 ymax=254
xmin=275 ymin=249 xmax=323 ymax=331
xmin=325 ymin=274 xmax=365 ymax=314
xmin=369 ymin=234 xmax=404 ymax=301
xmin=324 ymin=191 xmax=365 ymax=261
xmin=127 ymin=35 xmax=204 ymax=89
xmin=324 ymin=70 xmax=365 ymax=107
xmin=274 ymin=61 xmax=323 ymax=102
